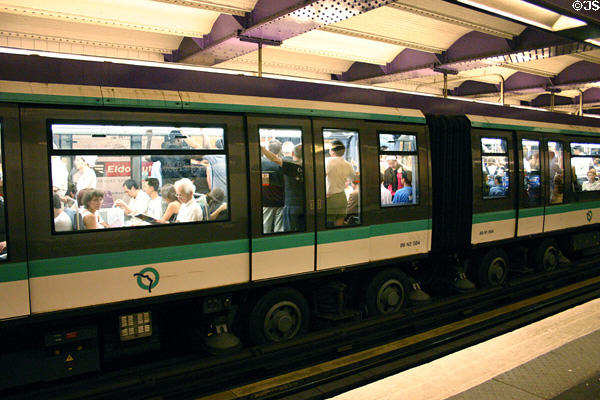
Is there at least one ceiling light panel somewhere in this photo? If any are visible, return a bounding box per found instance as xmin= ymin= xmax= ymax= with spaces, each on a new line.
xmin=457 ymin=0 xmax=586 ymax=31
xmin=332 ymin=4 xmax=471 ymax=51
xmin=282 ymin=29 xmax=404 ymax=65
xmin=0 ymin=0 xmax=220 ymax=37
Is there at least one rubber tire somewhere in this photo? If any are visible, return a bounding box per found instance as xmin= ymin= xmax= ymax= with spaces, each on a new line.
xmin=248 ymin=287 xmax=310 ymax=345
xmin=365 ymin=268 xmax=410 ymax=317
xmin=475 ymin=247 xmax=509 ymax=288
xmin=529 ymin=238 xmax=559 ymax=272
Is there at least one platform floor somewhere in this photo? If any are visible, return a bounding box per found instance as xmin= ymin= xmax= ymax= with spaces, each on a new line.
xmin=331 ymin=298 xmax=600 ymax=400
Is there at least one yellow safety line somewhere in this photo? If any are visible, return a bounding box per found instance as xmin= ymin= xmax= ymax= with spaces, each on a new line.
xmin=199 ymin=275 xmax=600 ymax=400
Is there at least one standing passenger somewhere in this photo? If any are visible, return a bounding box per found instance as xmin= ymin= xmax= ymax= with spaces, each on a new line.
xmin=383 ymin=156 xmax=402 ymax=196
xmin=380 ymin=173 xmax=392 ymax=205
xmin=74 ymin=156 xmax=97 ymax=192
xmin=392 ymin=173 xmax=413 ymax=204
xmin=262 ymin=139 xmax=284 ymax=233
xmin=261 ymin=144 xmax=305 ymax=232
xmin=325 ymin=141 xmax=356 ymax=227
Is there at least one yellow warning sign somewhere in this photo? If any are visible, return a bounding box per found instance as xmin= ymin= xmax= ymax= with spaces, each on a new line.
xmin=65 ymin=354 xmax=74 ymax=362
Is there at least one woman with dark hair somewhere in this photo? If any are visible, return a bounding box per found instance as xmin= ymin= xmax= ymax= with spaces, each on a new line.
xmin=81 ymin=189 xmax=108 ymax=229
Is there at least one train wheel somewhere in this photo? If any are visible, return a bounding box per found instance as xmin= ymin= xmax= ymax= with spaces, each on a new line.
xmin=248 ymin=287 xmax=309 ymax=345
xmin=476 ymin=248 xmax=509 ymax=287
xmin=530 ymin=238 xmax=559 ymax=272
xmin=365 ymin=268 xmax=409 ymax=316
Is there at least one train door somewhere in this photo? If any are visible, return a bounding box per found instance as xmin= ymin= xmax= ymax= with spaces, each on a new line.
xmin=366 ymin=122 xmax=431 ymax=261
xmin=312 ymin=119 xmax=368 ymax=270
xmin=0 ymin=105 xmax=29 ymax=319
xmin=247 ymin=116 xmax=316 ymax=280
xmin=471 ymin=129 xmax=517 ymax=244
xmin=516 ymin=132 xmax=545 ymax=236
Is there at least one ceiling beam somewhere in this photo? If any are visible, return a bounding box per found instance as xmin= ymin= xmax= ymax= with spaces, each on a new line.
xmin=173 ymin=0 xmax=398 ymax=64
xmin=149 ymin=0 xmax=251 ymax=16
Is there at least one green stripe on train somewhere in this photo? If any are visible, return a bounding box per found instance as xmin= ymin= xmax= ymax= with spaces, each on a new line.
xmin=29 ymin=239 xmax=249 ymax=278
xmin=473 ymin=209 xmax=516 ymax=224
xmin=471 ymin=121 xmax=600 ymax=137
xmin=0 ymin=92 xmax=425 ymax=123
xmin=519 ymin=207 xmax=544 ymax=218
xmin=317 ymin=220 xmax=430 ymax=245
xmin=253 ymin=233 xmax=314 ymax=252
xmin=0 ymin=262 xmax=28 ymax=283
xmin=545 ymin=200 xmax=600 ymax=215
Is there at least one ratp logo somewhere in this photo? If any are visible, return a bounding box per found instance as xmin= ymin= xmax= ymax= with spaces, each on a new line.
xmin=586 ymin=210 xmax=593 ymax=222
xmin=134 ymin=267 xmax=160 ymax=292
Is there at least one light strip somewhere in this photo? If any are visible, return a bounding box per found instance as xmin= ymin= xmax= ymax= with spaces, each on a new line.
xmin=0 ymin=45 xmax=593 ymax=116
xmin=457 ymin=0 xmax=585 ymax=32
xmin=586 ymin=39 xmax=600 ymax=47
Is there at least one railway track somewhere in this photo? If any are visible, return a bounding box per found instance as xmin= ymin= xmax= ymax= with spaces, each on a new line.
xmin=4 ymin=258 xmax=600 ymax=400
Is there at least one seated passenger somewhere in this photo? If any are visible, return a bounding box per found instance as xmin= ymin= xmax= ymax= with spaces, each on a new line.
xmin=582 ymin=168 xmax=600 ymax=191
xmin=81 ymin=189 xmax=109 ymax=229
xmin=143 ymin=177 xmax=162 ymax=220
xmin=392 ymin=172 xmax=413 ymax=204
xmin=488 ymin=176 xmax=506 ymax=197
xmin=53 ymin=192 xmax=72 ymax=232
xmin=207 ymin=188 xmax=228 ymax=221
xmin=114 ymin=179 xmax=150 ymax=216
xmin=157 ymin=184 xmax=180 ymax=223
xmin=174 ymin=178 xmax=203 ymax=222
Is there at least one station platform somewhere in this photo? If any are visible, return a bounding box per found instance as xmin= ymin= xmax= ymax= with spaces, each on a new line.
xmin=331 ymin=298 xmax=600 ymax=400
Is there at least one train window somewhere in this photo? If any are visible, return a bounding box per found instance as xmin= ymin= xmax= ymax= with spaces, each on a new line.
xmin=50 ymin=124 xmax=229 ymax=233
xmin=378 ymin=133 xmax=419 ymax=207
xmin=259 ymin=128 xmax=305 ymax=234
xmin=548 ymin=142 xmax=564 ymax=204
xmin=522 ymin=139 xmax=541 ymax=206
xmin=481 ymin=137 xmax=509 ymax=199
xmin=0 ymin=122 xmax=6 ymax=259
xmin=323 ymin=129 xmax=360 ymax=228
xmin=52 ymin=125 xmax=223 ymax=151
xmin=570 ymin=142 xmax=600 ymax=192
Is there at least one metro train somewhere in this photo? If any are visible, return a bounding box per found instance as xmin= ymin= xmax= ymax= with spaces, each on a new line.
xmin=1 ymin=52 xmax=600 ymax=388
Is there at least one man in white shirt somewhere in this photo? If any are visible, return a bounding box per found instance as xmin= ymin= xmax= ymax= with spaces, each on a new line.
xmin=143 ymin=177 xmax=162 ymax=220
xmin=326 ymin=140 xmax=356 ymax=227
xmin=174 ymin=178 xmax=203 ymax=222
xmin=115 ymin=179 xmax=150 ymax=216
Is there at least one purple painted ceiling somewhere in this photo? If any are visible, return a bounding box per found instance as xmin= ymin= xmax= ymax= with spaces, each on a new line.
xmin=173 ymin=0 xmax=397 ymax=64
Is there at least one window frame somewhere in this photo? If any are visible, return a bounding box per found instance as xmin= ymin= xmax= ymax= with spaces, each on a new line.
xmin=568 ymin=139 xmax=600 ymax=196
xmin=47 ymin=119 xmax=231 ymax=235
xmin=378 ymin=131 xmax=420 ymax=208
xmin=481 ymin=136 xmax=511 ymax=200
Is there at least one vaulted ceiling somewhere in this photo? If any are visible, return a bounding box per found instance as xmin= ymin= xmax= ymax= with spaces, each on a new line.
xmin=1 ymin=0 xmax=599 ymax=114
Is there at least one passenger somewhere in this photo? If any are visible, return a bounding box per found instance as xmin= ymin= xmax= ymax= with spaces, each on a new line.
xmin=262 ymin=139 xmax=284 ymax=233
xmin=150 ymin=131 xmax=190 ymax=185
xmin=157 ymin=184 xmax=180 ymax=223
xmin=488 ymin=176 xmax=506 ymax=197
xmin=582 ymin=168 xmax=600 ymax=191
xmin=572 ymin=166 xmax=582 ymax=192
xmin=53 ymin=192 xmax=72 ymax=232
xmin=345 ymin=179 xmax=360 ymax=224
xmin=74 ymin=155 xmax=97 ymax=192
xmin=207 ymin=187 xmax=228 ymax=221
xmin=143 ymin=178 xmax=162 ymax=220
xmin=261 ymin=144 xmax=305 ymax=232
xmin=114 ymin=179 xmax=150 ymax=216
xmin=383 ymin=156 xmax=402 ymax=196
xmin=549 ymin=151 xmax=562 ymax=179
xmin=202 ymin=138 xmax=228 ymax=198
xmin=550 ymin=174 xmax=564 ymax=204
xmin=392 ymin=172 xmax=413 ymax=204
xmin=326 ymin=141 xmax=356 ymax=227
xmin=380 ymin=173 xmax=392 ymax=205
xmin=81 ymin=189 xmax=108 ymax=229
xmin=51 ymin=156 xmax=69 ymax=197
xmin=174 ymin=178 xmax=203 ymax=222
xmin=482 ymin=172 xmax=490 ymax=196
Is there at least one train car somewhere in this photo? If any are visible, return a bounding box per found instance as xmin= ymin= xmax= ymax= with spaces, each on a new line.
xmin=0 ymin=52 xmax=599 ymax=389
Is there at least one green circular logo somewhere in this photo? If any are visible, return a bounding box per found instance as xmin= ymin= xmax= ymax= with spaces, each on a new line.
xmin=587 ymin=210 xmax=593 ymax=222
xmin=135 ymin=267 xmax=160 ymax=292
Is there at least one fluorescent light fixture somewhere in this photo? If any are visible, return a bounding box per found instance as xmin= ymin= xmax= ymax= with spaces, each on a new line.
xmin=457 ymin=0 xmax=586 ymax=31
xmin=0 ymin=45 xmax=573 ymax=114
xmin=586 ymin=39 xmax=600 ymax=47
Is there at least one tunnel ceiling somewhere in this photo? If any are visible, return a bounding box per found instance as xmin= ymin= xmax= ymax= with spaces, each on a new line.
xmin=1 ymin=0 xmax=599 ymax=114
